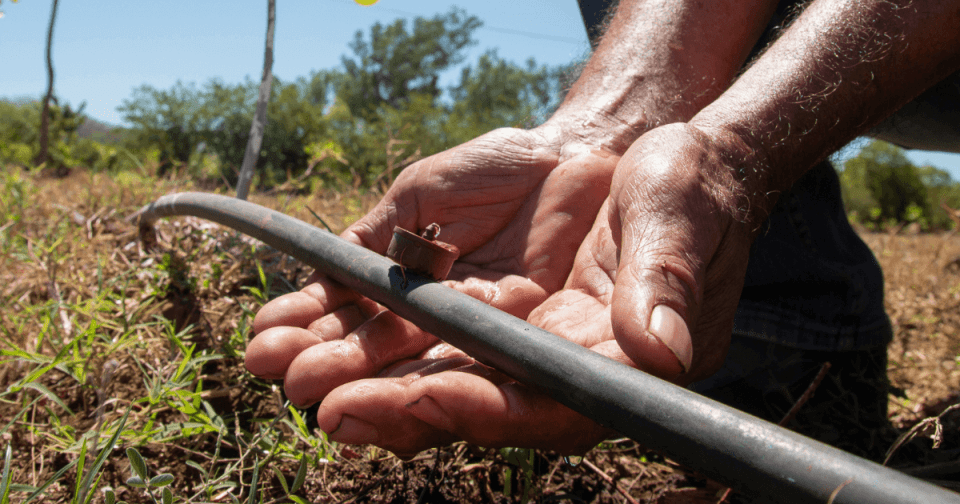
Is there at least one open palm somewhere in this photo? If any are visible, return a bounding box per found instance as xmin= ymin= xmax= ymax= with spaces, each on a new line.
xmin=245 ymin=127 xmax=619 ymax=454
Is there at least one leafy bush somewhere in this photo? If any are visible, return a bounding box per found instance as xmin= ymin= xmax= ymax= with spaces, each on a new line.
xmin=839 ymin=140 xmax=960 ymax=231
xmin=0 ymin=98 xmax=142 ymax=174
xmin=114 ymin=7 xmax=570 ymax=191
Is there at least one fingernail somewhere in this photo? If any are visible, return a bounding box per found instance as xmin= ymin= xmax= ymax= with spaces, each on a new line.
xmin=648 ymin=305 xmax=693 ymax=373
xmin=328 ymin=415 xmax=380 ymax=444
xmin=406 ymin=395 xmax=455 ymax=432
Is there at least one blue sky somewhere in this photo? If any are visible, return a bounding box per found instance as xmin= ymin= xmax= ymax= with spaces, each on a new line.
xmin=3 ymin=0 xmax=960 ymax=180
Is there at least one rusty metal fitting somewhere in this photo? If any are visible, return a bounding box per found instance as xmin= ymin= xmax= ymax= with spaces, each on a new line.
xmin=386 ymin=224 xmax=459 ymax=281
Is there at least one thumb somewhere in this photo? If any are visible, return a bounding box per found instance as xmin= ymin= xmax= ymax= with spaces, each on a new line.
xmin=609 ymin=250 xmax=697 ymax=382
xmin=606 ymin=124 xmax=753 ymax=384
xmin=606 ymin=148 xmax=710 ymax=383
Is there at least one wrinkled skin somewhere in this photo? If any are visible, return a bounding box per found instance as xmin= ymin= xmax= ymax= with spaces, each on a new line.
xmin=246 ymin=126 xmax=625 ymax=456
xmin=246 ymin=124 xmax=755 ymax=456
xmin=246 ymin=0 xmax=960 ymax=458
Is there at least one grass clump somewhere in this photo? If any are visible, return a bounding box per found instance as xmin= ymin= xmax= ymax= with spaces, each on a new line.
xmin=0 ymin=166 xmax=352 ymax=503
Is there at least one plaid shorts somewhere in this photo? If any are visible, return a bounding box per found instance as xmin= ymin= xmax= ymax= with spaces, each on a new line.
xmin=692 ymin=161 xmax=895 ymax=460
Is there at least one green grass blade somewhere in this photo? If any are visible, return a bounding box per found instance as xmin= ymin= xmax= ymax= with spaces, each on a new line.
xmin=72 ymin=439 xmax=89 ymax=504
xmin=270 ymin=467 xmax=289 ymax=495
xmin=9 ymin=484 xmax=39 ymax=493
xmin=0 ymin=444 xmax=12 ymax=504
xmin=77 ymin=408 xmax=131 ymax=500
xmin=22 ymin=382 xmax=74 ymax=415
xmin=291 ymin=455 xmax=307 ymax=494
xmin=305 ymin=205 xmax=334 ymax=233
xmin=23 ymin=457 xmax=79 ymax=503
xmin=247 ymin=456 xmax=259 ymax=504
xmin=81 ymin=473 xmax=104 ymax=504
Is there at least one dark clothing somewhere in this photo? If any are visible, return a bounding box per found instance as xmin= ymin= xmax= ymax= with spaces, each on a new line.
xmin=735 ymin=161 xmax=892 ymax=351
xmin=871 ymin=75 xmax=960 ymax=153
xmin=690 ymin=338 xmax=893 ymax=460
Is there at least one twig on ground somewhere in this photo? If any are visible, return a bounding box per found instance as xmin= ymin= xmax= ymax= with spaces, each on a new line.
xmin=581 ymin=457 xmax=640 ymax=504
xmin=884 ymin=402 xmax=960 ymax=465
xmin=718 ymin=361 xmax=833 ymax=503
xmin=780 ymin=362 xmax=833 ymax=427
xmin=415 ymin=447 xmax=443 ymax=504
xmin=826 ymin=478 xmax=854 ymax=504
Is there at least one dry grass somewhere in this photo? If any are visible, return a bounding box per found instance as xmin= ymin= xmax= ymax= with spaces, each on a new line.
xmin=1 ymin=166 xmax=959 ymax=503
xmin=862 ymin=233 xmax=960 ymax=423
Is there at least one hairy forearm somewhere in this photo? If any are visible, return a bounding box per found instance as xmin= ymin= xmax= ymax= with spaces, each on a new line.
xmin=692 ymin=0 xmax=960 ymax=211
xmin=542 ymin=0 xmax=778 ymax=154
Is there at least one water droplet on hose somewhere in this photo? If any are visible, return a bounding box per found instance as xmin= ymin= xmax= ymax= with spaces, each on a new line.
xmin=563 ymin=455 xmax=582 ymax=467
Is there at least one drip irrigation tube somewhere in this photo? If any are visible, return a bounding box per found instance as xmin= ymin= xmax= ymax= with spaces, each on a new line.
xmin=132 ymin=192 xmax=960 ymax=504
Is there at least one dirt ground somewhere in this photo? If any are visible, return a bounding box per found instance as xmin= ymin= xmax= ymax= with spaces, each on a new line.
xmin=2 ymin=171 xmax=959 ymax=503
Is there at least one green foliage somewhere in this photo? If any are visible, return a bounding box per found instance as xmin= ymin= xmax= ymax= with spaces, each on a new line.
xmin=447 ymin=50 xmax=560 ymax=139
xmin=918 ymin=164 xmax=960 ymax=229
xmin=839 ymin=140 xmax=960 ymax=230
xmin=338 ymin=7 xmax=481 ymax=118
xmin=0 ymin=98 xmax=140 ymax=173
xmin=118 ymin=447 xmax=175 ymax=504
xmin=500 ymin=447 xmax=535 ymax=503
xmin=112 ymin=7 xmax=568 ymax=191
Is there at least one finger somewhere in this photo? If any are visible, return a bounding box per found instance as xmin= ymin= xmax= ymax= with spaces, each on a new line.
xmin=245 ymin=327 xmax=322 ymax=379
xmin=253 ymin=277 xmax=362 ymax=334
xmin=245 ymin=302 xmax=380 ymax=379
xmin=379 ymin=356 xmax=474 ymax=380
xmin=305 ymin=299 xmax=383 ymax=341
xmin=404 ymin=372 xmax=611 ymax=454
xmin=317 ymin=378 xmax=459 ymax=458
xmin=282 ymin=311 xmax=437 ymax=407
xmin=377 ymin=342 xmax=475 ymax=377
xmin=608 ymin=126 xmax=741 ymax=383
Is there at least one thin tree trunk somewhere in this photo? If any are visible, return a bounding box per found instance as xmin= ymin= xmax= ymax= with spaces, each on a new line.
xmin=236 ymin=0 xmax=275 ymax=200
xmin=35 ymin=0 xmax=60 ymax=167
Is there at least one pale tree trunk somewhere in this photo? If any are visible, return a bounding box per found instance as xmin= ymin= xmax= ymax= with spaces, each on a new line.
xmin=35 ymin=0 xmax=60 ymax=167
xmin=236 ymin=0 xmax=276 ymax=200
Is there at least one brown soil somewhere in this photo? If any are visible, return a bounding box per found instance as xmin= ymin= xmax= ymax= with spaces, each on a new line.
xmin=1 ymin=169 xmax=959 ymax=503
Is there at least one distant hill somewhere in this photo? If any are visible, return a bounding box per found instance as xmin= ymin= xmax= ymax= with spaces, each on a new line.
xmin=1 ymin=96 xmax=128 ymax=145
xmin=76 ymin=116 xmax=127 ymax=144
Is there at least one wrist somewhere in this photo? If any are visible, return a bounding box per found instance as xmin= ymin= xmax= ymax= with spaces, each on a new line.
xmin=688 ymin=120 xmax=780 ymax=227
xmin=533 ymin=108 xmax=648 ymax=158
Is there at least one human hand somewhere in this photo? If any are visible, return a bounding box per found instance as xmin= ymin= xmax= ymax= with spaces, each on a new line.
xmin=245 ymin=126 xmax=621 ymax=453
xmin=245 ymin=122 xmax=762 ymax=456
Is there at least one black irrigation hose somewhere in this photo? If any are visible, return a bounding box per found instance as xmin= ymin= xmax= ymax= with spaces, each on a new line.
xmin=132 ymin=192 xmax=959 ymax=504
